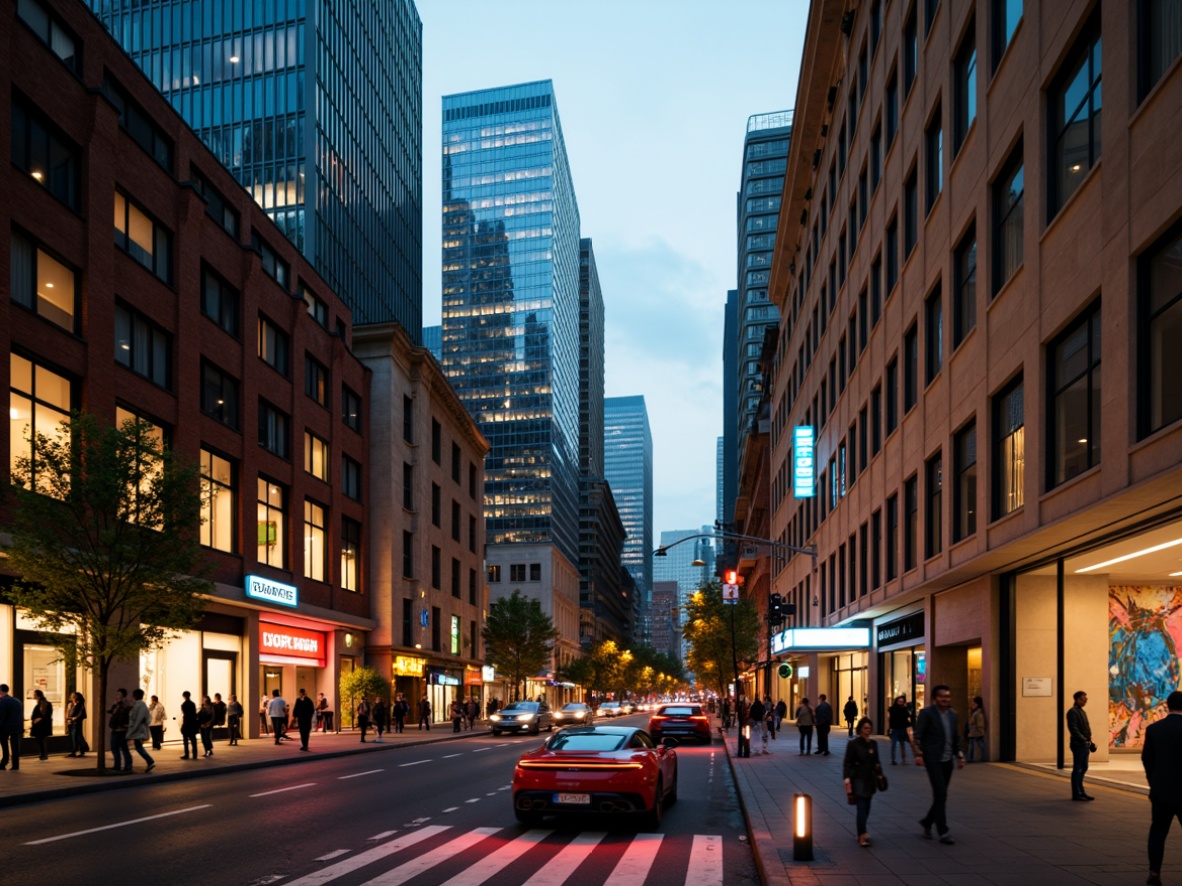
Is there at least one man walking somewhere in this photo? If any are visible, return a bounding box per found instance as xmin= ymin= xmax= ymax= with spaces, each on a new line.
xmin=815 ymin=694 xmax=834 ymax=755
xmin=844 ymin=696 xmax=859 ymax=736
xmin=180 ymin=691 xmax=199 ymax=759
xmin=888 ymin=695 xmax=913 ymax=765
xmin=126 ymin=689 xmax=155 ymax=773
xmin=292 ymin=688 xmax=315 ymax=751
xmin=108 ymin=688 xmax=132 ymax=772
xmin=748 ymin=695 xmax=769 ymax=755
xmin=392 ymin=693 xmax=409 ymax=733
xmin=1067 ymin=690 xmax=1097 ymax=801
xmin=1142 ymin=690 xmax=1182 ymax=886
xmin=0 ymin=683 xmax=23 ymax=770
xmin=912 ymin=684 xmax=964 ymax=844
xmin=212 ymin=693 xmax=227 ymax=748
xmin=148 ymin=695 xmax=166 ymax=750
xmin=372 ymin=696 xmax=388 ymax=743
xmin=267 ymin=689 xmax=288 ymax=745
xmin=418 ymin=697 xmax=431 ymax=730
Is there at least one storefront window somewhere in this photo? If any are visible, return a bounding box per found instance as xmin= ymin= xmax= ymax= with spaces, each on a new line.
xmin=9 ymin=353 xmax=71 ymax=491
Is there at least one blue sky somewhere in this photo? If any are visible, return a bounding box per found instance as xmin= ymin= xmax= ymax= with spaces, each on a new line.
xmin=420 ymin=1 xmax=806 ymax=539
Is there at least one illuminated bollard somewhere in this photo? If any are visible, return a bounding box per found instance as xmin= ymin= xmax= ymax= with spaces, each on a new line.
xmin=793 ymin=793 xmax=814 ymax=861
xmin=740 ymin=722 xmax=751 ymax=757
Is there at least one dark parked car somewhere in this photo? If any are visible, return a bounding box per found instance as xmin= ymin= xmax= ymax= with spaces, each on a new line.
xmin=490 ymin=700 xmax=553 ymax=736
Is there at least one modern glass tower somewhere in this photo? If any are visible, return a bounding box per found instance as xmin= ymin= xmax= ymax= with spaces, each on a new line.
xmin=604 ymin=395 xmax=653 ymax=604
xmin=87 ymin=0 xmax=423 ymax=336
xmin=440 ymin=80 xmax=582 ymax=568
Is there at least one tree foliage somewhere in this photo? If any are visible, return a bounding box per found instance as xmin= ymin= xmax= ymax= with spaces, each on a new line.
xmin=682 ymin=580 xmax=760 ymax=698
xmin=482 ymin=590 xmax=560 ymax=701
xmin=339 ymin=666 xmax=389 ymax=728
xmin=5 ymin=412 xmax=213 ymax=771
xmin=559 ymin=641 xmax=686 ymax=700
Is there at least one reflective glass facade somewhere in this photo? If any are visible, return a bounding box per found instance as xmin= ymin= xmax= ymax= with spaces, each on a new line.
xmin=604 ymin=395 xmax=653 ymax=601
xmin=88 ymin=0 xmax=423 ymax=336
xmin=441 ymin=81 xmax=582 ymax=567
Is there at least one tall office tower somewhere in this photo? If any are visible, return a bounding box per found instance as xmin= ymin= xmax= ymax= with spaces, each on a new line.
xmin=716 ymin=436 xmax=725 ymax=523
xmin=422 ymin=324 xmax=442 ymax=362
xmin=649 ymin=581 xmax=682 ymax=662
xmin=579 ymin=240 xmax=605 ymax=478
xmin=736 ymin=113 xmax=791 ymax=475
xmin=604 ymin=396 xmax=653 ymax=611
xmin=87 ymin=0 xmax=424 ymax=337
xmin=722 ymin=289 xmax=739 ymax=533
xmin=653 ymin=528 xmax=715 ymax=659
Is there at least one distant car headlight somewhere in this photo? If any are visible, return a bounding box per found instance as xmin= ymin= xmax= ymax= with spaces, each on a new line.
xmin=574 ymin=711 xmax=586 ymax=718
xmin=520 ymin=713 xmax=536 ymax=721
xmin=490 ymin=714 xmax=502 ymax=722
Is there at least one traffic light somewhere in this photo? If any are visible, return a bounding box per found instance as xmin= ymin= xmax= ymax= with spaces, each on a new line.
xmin=769 ymin=593 xmax=786 ymax=627
xmin=724 ymin=569 xmax=738 ymax=586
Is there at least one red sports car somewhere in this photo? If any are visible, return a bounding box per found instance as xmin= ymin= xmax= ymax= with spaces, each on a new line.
xmin=512 ymin=725 xmax=678 ymax=828
xmin=647 ymin=703 xmax=713 ymax=744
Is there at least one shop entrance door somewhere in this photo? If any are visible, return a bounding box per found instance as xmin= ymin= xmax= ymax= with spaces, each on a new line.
xmin=204 ymin=651 xmax=236 ymax=739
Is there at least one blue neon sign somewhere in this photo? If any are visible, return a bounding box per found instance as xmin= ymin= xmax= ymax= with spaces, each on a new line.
xmin=793 ymin=426 xmax=815 ymax=498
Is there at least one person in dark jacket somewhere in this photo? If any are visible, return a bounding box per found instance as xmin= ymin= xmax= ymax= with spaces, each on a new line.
xmin=292 ymin=688 xmax=315 ymax=751
xmin=226 ymin=695 xmax=243 ymax=746
xmin=179 ymin=690 xmax=199 ymax=759
xmin=1142 ymin=690 xmax=1182 ymax=886
xmin=911 ymin=684 xmax=964 ymax=844
xmin=843 ymin=717 xmax=883 ymax=846
xmin=371 ymin=697 xmax=388 ymax=743
xmin=418 ymin=697 xmax=431 ymax=731
xmin=0 ymin=684 xmax=25 ymax=770
xmin=794 ymin=698 xmax=815 ymax=755
xmin=197 ymin=695 xmax=215 ymax=757
xmin=356 ymin=697 xmax=371 ymax=742
xmin=66 ymin=692 xmax=88 ymax=757
xmin=888 ymin=695 xmax=913 ymax=764
xmin=843 ymin=696 xmax=859 ymax=736
xmin=392 ymin=693 xmax=409 ymax=733
xmin=30 ymin=689 xmax=54 ymax=762
xmin=1066 ymin=690 xmax=1096 ymax=800
xmin=774 ymin=698 xmax=788 ymax=732
xmin=212 ymin=693 xmax=227 ymax=748
xmin=748 ymin=696 xmax=768 ymax=755
xmin=107 ymin=689 xmax=131 ymax=771
xmin=814 ymin=694 xmax=834 ymax=755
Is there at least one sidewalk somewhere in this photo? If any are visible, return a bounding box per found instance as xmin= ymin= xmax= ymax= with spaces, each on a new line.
xmin=0 ymin=722 xmax=488 ymax=808
xmin=721 ymin=719 xmax=1164 ymax=886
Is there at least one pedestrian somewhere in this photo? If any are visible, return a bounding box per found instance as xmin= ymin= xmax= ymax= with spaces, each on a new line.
xmin=966 ymin=696 xmax=986 ymax=762
xmin=267 ymin=689 xmax=287 ymax=745
xmin=392 ymin=693 xmax=409 ymax=733
xmin=418 ymin=696 xmax=431 ymax=730
xmin=372 ymin=696 xmax=388 ymax=743
xmin=66 ymin=692 xmax=89 ymax=757
xmin=316 ymin=693 xmax=328 ymax=732
xmin=912 ymin=683 xmax=964 ymax=844
xmin=357 ymin=697 xmax=370 ymax=742
xmin=226 ymin=694 xmax=243 ymax=745
xmin=0 ymin=683 xmax=23 ymax=770
xmin=30 ymin=688 xmax=53 ymax=761
xmin=815 ymin=694 xmax=834 ymax=755
xmin=198 ymin=694 xmax=215 ymax=757
xmin=148 ymin=695 xmax=166 ymax=750
xmin=794 ymin=697 xmax=815 ymax=755
xmin=1141 ymin=690 xmax=1182 ymax=886
xmin=292 ymin=688 xmax=315 ymax=751
xmin=126 ymin=688 xmax=155 ymax=773
xmin=1066 ymin=689 xmax=1096 ymax=801
xmin=212 ymin=693 xmax=227 ymax=747
xmin=322 ymin=695 xmax=335 ymax=732
xmin=748 ymin=695 xmax=769 ymax=755
xmin=774 ymin=698 xmax=788 ymax=732
xmin=260 ymin=694 xmax=271 ymax=735
xmin=179 ymin=690 xmax=198 ymax=759
xmin=107 ymin=688 xmax=131 ymax=771
xmin=735 ymin=695 xmax=750 ymax=756
xmin=843 ymin=717 xmax=885 ymax=847
xmin=467 ymin=697 xmax=479 ymax=730
xmin=450 ymin=697 xmax=465 ymax=733
xmin=762 ymin=694 xmax=776 ymax=740
xmin=720 ymin=696 xmax=732 ymax=732
xmin=844 ymin=696 xmax=859 ymax=736
xmin=888 ymin=695 xmax=912 ymax=765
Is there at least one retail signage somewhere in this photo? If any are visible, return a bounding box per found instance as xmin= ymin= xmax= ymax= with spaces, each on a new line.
xmin=429 ymin=670 xmax=460 ymax=686
xmin=464 ymin=668 xmax=483 ymax=686
xmin=246 ymin=574 xmax=298 ymax=608
xmin=875 ymin=612 xmax=925 ymax=646
xmin=393 ymin=655 xmax=425 ymax=677
xmin=1022 ymin=677 xmax=1053 ymax=697
xmin=420 ymin=608 xmax=429 ymax=628
xmin=259 ymin=623 xmax=325 ymax=662
xmin=793 ymin=426 xmax=816 ymax=498
xmin=771 ymin=627 xmax=870 ymax=654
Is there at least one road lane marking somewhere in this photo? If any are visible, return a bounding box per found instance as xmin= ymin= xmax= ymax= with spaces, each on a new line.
xmin=360 ymin=827 xmax=501 ymax=885
xmin=339 ymin=769 xmax=385 ymax=780
xmin=485 ymin=792 xmax=497 ymax=796
xmin=440 ymin=829 xmax=553 ymax=886
xmin=250 ymin=783 xmax=317 ymax=797
xmin=471 ymin=747 xmax=491 ymax=752
xmin=399 ymin=759 xmax=432 ymax=767
xmin=285 ymin=826 xmax=450 ymax=885
xmin=686 ymin=835 xmax=723 ymax=886
xmin=442 ymin=807 xmax=460 ymax=813
xmin=605 ymin=833 xmax=663 ymax=885
xmin=497 ymin=786 xmax=510 ymax=791
xmin=25 ymin=805 xmax=213 ymax=844
xmin=521 ymin=832 xmax=606 ymax=886
xmin=315 ymin=850 xmax=350 ymax=861
xmin=442 ymin=753 xmax=463 ymax=759
xmin=368 ymin=831 xmax=398 ymax=841
xmin=464 ymin=798 xmax=480 ymax=803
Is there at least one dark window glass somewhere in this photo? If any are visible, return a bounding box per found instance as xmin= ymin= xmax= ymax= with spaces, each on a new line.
xmin=925 ymin=0 xmax=941 ymax=36
xmin=886 ymin=215 xmax=900 ymax=292
xmin=993 ymin=145 xmax=1025 ymax=296
xmin=1050 ymin=301 xmax=1102 ymax=486
xmin=342 ymin=455 xmax=362 ymax=501
xmin=925 ymin=453 xmax=943 ymax=558
xmin=993 ymin=376 xmax=1025 ymax=518
xmin=103 ymin=75 xmax=172 ymax=171
xmin=858 ymin=288 xmax=869 ymax=352
xmin=115 ymin=303 xmax=171 ymax=389
xmin=431 ymin=546 xmax=441 ymax=590
xmin=925 ymin=286 xmax=943 ymax=384
xmin=870 ymin=124 xmax=882 ymax=191
xmin=201 ymin=362 xmax=239 ymax=429
xmin=114 ymin=191 xmax=172 ymax=283
xmin=954 ymin=422 xmax=978 ymax=541
xmin=341 ymin=518 xmax=361 ymax=592
xmin=11 ymin=101 xmax=80 ymax=209
xmin=926 ymin=106 xmax=943 ymax=213
xmin=342 ymin=387 xmax=362 ymax=432
xmin=452 ymin=442 xmax=461 ymax=483
xmin=992 ymin=0 xmax=1023 ymax=73
xmin=954 ymin=23 xmax=978 ymax=154
xmin=858 ymin=405 xmax=868 ymax=474
xmin=871 ymin=0 xmax=883 ymax=54
xmin=403 ymin=395 xmax=414 ymax=443
xmin=16 ymin=0 xmax=79 ymax=70
xmin=431 ymin=483 xmax=441 ymax=527
xmin=403 ymin=463 xmax=414 ymax=510
xmin=1049 ymin=16 xmax=1102 ymax=217
xmin=871 ymin=254 xmax=883 ymax=324
xmin=1141 ymin=0 xmax=1182 ymax=99
xmin=202 ymin=267 xmax=239 ymax=337
xmin=904 ymin=475 xmax=919 ymax=571
xmin=886 ymin=493 xmax=899 ymax=580
xmin=302 ymin=286 xmax=327 ymax=323
xmin=305 ymin=355 xmax=328 ymax=407
xmin=1142 ymin=222 xmax=1182 ymax=436
xmin=905 ymin=7 xmax=919 ymax=94
xmin=452 ymin=500 xmax=461 ymax=542
xmin=904 ymin=325 xmax=919 ymax=411
xmin=432 ymin=419 xmax=442 ymax=464
xmin=452 ymin=558 xmax=461 ymax=599
xmin=904 ymin=169 xmax=918 ymax=256
xmin=886 ymin=358 xmax=900 ymax=433
xmin=252 ymin=231 xmax=290 ymax=289
xmin=953 ymin=225 xmax=978 ymax=346
xmin=871 ymin=385 xmax=883 ymax=455
xmin=886 ymin=70 xmax=899 ymax=146
xmin=258 ymin=316 xmax=289 ymax=375
xmin=403 ymin=531 xmax=414 ymax=578
xmin=10 ymin=231 xmax=77 ymax=331
xmin=258 ymin=400 xmax=289 ymax=459
xmin=191 ymin=165 xmax=240 ymax=238
xmin=871 ymin=509 xmax=882 ymax=589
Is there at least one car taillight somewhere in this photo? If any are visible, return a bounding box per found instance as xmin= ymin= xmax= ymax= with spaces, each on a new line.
xmin=691 ymin=716 xmax=710 ymax=723
xmin=650 ymin=715 xmax=668 ymax=722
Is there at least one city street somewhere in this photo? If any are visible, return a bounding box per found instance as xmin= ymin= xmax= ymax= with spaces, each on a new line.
xmin=3 ymin=717 xmax=758 ymax=886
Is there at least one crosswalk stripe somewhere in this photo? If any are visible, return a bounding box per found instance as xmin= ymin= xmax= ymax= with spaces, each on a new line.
xmin=685 ymin=835 xmax=723 ymax=886
xmin=604 ymin=832 xmax=663 ymax=885
xmin=439 ymin=828 xmax=553 ymax=886
xmin=520 ymin=832 xmax=606 ymax=886
xmin=361 ymin=827 xmax=502 ymax=885
xmin=285 ymin=825 xmax=451 ymax=885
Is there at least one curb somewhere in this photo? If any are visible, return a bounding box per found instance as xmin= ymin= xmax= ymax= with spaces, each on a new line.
xmin=0 ymin=730 xmax=493 ymax=809
xmin=720 ymin=725 xmax=793 ymax=886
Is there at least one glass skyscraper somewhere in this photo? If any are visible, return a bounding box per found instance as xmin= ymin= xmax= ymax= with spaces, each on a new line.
xmin=87 ymin=0 xmax=423 ymax=336
xmin=604 ymin=395 xmax=653 ymax=603
xmin=440 ymin=81 xmax=582 ymax=568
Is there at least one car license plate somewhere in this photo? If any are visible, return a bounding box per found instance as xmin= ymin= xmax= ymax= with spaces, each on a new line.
xmin=555 ymin=792 xmax=591 ymax=805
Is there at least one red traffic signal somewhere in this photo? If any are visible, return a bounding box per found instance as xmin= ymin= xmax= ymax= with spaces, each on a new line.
xmin=724 ymin=569 xmax=738 ymax=585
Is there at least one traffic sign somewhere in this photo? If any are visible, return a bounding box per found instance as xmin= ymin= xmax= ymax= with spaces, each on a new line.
xmin=722 ymin=583 xmax=739 ymax=604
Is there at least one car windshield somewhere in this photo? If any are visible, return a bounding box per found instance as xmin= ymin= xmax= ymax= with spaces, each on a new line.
xmin=660 ymin=706 xmax=700 ymax=716
xmin=501 ymin=703 xmax=538 ymax=712
xmin=546 ymin=732 xmax=627 ymax=752
xmin=561 ymin=704 xmax=587 ymax=711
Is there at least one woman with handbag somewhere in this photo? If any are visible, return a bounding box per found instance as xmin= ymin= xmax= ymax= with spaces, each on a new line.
xmin=66 ymin=692 xmax=88 ymax=757
xmin=842 ymin=717 xmax=886 ymax=847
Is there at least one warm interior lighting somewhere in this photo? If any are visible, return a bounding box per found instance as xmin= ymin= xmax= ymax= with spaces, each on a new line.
xmin=1170 ymin=571 xmax=1182 ymax=577
xmin=1076 ymin=538 xmax=1182 ymax=572
xmin=1077 ymin=438 xmax=1088 ymax=444
xmin=31 ymin=171 xmax=44 ymax=180
xmin=1070 ymin=164 xmax=1082 ymax=173
xmin=44 ymin=282 xmax=53 ymax=288
xmin=794 ymin=795 xmax=808 ymax=838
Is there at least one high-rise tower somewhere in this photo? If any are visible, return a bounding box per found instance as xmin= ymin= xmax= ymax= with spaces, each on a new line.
xmin=604 ymin=395 xmax=653 ymax=620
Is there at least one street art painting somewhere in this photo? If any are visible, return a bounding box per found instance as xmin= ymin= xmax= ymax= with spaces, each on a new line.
xmin=1109 ymin=585 xmax=1182 ymax=748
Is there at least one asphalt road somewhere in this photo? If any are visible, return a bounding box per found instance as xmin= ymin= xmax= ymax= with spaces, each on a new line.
xmin=5 ymin=715 xmax=758 ymax=886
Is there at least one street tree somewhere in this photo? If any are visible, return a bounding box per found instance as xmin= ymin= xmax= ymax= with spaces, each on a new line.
xmin=682 ymin=580 xmax=760 ymax=700
xmin=5 ymin=412 xmax=212 ymax=771
xmin=482 ymin=590 xmax=560 ymax=701
xmin=339 ymin=666 xmax=389 ymax=728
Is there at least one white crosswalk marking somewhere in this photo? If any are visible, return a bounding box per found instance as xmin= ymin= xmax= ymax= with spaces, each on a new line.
xmin=285 ymin=825 xmax=451 ymax=885
xmin=604 ymin=832 xmax=663 ymax=885
xmin=686 ymin=835 xmax=723 ymax=886
xmin=361 ymin=827 xmax=502 ymax=885
xmin=520 ymin=831 xmax=606 ymax=886
xmin=439 ymin=828 xmax=553 ymax=886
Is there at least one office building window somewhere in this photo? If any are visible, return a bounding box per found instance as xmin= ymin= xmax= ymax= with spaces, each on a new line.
xmin=926 ymin=0 xmax=941 ymax=36
xmin=488 ymin=564 xmax=501 ymax=584
xmin=953 ymin=225 xmax=977 ymax=347
xmin=258 ymin=317 xmax=289 ymax=376
xmin=16 ymin=0 xmax=79 ymax=70
xmin=403 ymin=531 xmax=414 ymax=578
xmin=201 ymin=267 xmax=239 ymax=337
xmin=303 ymin=431 xmax=329 ymax=481
xmin=200 ymin=448 xmax=235 ymax=553
xmin=257 ymin=477 xmax=286 ymax=568
xmin=904 ymin=168 xmax=918 ymax=256
xmin=511 ymin=563 xmax=526 ymax=583
xmin=904 ymin=475 xmax=919 ymax=571
xmin=431 ymin=419 xmax=442 ymax=464
xmin=343 ymin=386 xmax=362 ymax=432
xmin=1049 ymin=300 xmax=1102 ymax=486
xmin=954 ymin=23 xmax=978 ymax=154
xmin=431 ymin=546 xmax=441 ymax=590
xmin=253 ymin=232 xmax=289 ymax=290
xmin=871 ymin=124 xmax=882 ymax=191
xmin=403 ymin=463 xmax=414 ymax=510
xmin=886 ymin=69 xmax=899 ymax=146
xmin=905 ymin=7 xmax=919 ymax=94
xmin=993 ymin=376 xmax=1025 ymax=518
xmin=992 ymin=0 xmax=1023 ymax=73
xmin=302 ymin=286 xmax=327 ymax=325
xmin=1141 ymin=222 xmax=1182 ymax=437
xmin=342 ymin=455 xmax=362 ymax=501
xmin=993 ymin=144 xmax=1024 ymax=296
xmin=925 ymin=286 xmax=943 ymax=384
xmin=469 ymin=463 xmax=478 ymax=499
xmin=886 ymin=493 xmax=899 ymax=580
xmin=201 ymin=361 xmax=238 ymax=429
xmin=341 ymin=518 xmax=360 ymax=592
xmin=1141 ymin=0 xmax=1182 ymax=99
xmin=10 ymin=232 xmax=76 ymax=332
xmin=886 ymin=358 xmax=899 ymax=433
xmin=451 ymin=442 xmax=461 ymax=484
xmin=305 ymin=355 xmax=328 ymax=407
xmin=954 ymin=422 xmax=977 ymax=541
xmin=449 ymin=614 xmax=460 ymax=655
xmin=871 ymin=384 xmax=883 ymax=454
xmin=190 ymin=165 xmax=240 ymax=239
xmin=403 ymin=395 xmax=414 ymax=443
xmin=258 ymin=401 xmax=289 ymax=459
xmin=304 ymin=500 xmax=326 ymax=582
xmin=871 ymin=0 xmax=883 ymax=54
xmin=871 ymin=254 xmax=883 ymax=325
xmin=452 ymin=500 xmax=461 ymax=542
xmin=11 ymin=101 xmax=80 ymax=209
xmin=858 ymin=405 xmax=868 ymax=474
xmin=1049 ymin=15 xmax=1102 ymax=218
xmin=114 ymin=191 xmax=171 ymax=282
xmin=452 ymin=558 xmax=461 ymax=599
xmin=926 ymin=453 xmax=943 ymax=558
xmin=469 ymin=515 xmax=478 ymax=553
xmin=115 ymin=303 xmax=171 ymax=389
xmin=926 ymin=106 xmax=943 ymax=213
xmin=402 ymin=599 xmax=413 ymax=647
xmin=904 ymin=324 xmax=919 ymax=411
xmin=469 ymin=568 xmax=478 ymax=605
xmin=103 ymin=74 xmax=172 ymax=170
xmin=431 ymin=483 xmax=441 ymax=527
xmin=432 ymin=607 xmax=441 ymax=652
xmin=886 ymin=215 xmax=899 ymax=292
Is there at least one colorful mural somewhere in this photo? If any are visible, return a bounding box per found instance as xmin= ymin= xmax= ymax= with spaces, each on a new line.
xmin=1109 ymin=586 xmax=1182 ymax=748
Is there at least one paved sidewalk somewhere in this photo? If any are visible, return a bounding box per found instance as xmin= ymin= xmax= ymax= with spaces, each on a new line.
xmin=0 ymin=722 xmax=489 ymax=808
xmin=721 ymin=721 xmax=1169 ymax=886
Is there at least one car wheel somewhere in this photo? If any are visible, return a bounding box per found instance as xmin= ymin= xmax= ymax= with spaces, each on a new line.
xmin=515 ymin=807 xmax=543 ymax=827
xmin=643 ymin=777 xmax=664 ymax=830
xmin=491 ymin=729 xmax=500 ymax=737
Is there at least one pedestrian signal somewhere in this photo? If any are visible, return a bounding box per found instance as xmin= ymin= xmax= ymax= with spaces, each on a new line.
xmin=778 ymin=662 xmax=794 ymax=679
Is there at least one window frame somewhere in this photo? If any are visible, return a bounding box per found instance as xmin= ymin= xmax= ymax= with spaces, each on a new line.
xmin=1139 ymin=220 xmax=1182 ymax=438
xmin=925 ymin=451 xmax=943 ymax=559
xmin=953 ymin=20 xmax=978 ymax=155
xmin=200 ymin=361 xmax=239 ymax=430
xmin=953 ymin=421 xmax=978 ymax=542
xmin=1048 ymin=299 xmax=1102 ymax=487
xmin=200 ymin=447 xmax=236 ymax=553
xmin=10 ymin=230 xmax=78 ymax=332
xmin=257 ymin=399 xmax=290 ymax=460
xmin=11 ymin=99 xmax=81 ymax=209
xmin=953 ymin=224 xmax=978 ymax=347
xmin=992 ymin=143 xmax=1025 ymax=297
xmin=992 ymin=375 xmax=1026 ymax=520
xmin=1047 ymin=13 xmax=1102 ymax=220
xmin=257 ymin=476 xmax=287 ymax=569
xmin=201 ymin=266 xmax=240 ymax=338
xmin=115 ymin=301 xmax=171 ymax=389
xmin=114 ymin=190 xmax=172 ymax=283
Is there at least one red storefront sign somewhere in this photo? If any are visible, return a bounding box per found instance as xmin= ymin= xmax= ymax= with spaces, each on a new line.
xmin=260 ymin=623 xmax=326 ymax=666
